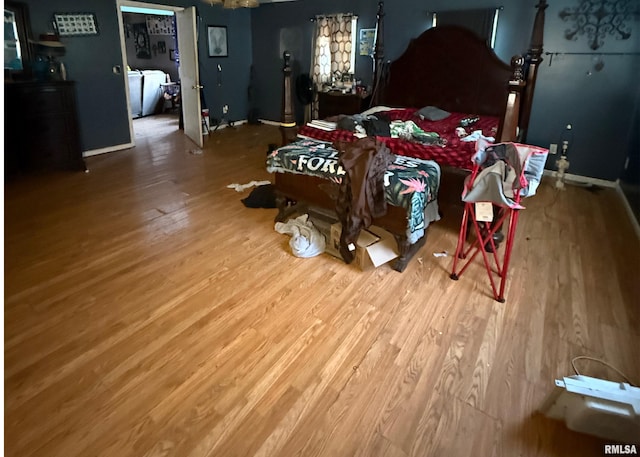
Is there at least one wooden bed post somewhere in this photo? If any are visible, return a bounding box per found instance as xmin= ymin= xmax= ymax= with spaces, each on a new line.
xmin=498 ymin=56 xmax=526 ymax=142
xmin=370 ymin=2 xmax=385 ymax=106
xmin=280 ymin=51 xmax=297 ymax=146
xmin=275 ymin=51 xmax=299 ymax=223
xmin=519 ymin=0 xmax=547 ymax=142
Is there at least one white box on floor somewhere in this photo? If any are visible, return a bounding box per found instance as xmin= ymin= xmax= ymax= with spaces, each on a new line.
xmin=330 ymin=222 xmax=398 ymax=270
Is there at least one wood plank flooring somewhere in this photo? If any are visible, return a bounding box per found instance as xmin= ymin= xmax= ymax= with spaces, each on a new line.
xmin=5 ymin=115 xmax=640 ymax=457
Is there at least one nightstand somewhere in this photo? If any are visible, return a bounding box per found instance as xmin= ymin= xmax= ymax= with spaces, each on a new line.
xmin=318 ymin=91 xmax=370 ymax=119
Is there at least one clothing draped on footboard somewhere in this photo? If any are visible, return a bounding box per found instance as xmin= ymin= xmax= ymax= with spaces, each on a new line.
xmin=334 ymin=137 xmax=395 ymax=263
xmin=266 ymin=138 xmax=441 ymax=244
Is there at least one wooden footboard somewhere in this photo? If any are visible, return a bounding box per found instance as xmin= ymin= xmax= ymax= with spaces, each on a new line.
xmin=273 ymin=172 xmax=426 ymax=272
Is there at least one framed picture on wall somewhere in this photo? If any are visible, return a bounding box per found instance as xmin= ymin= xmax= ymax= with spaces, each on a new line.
xmin=359 ymin=28 xmax=376 ymax=56
xmin=207 ymin=25 xmax=228 ymax=57
xmin=133 ymin=23 xmax=151 ymax=59
xmin=54 ymin=12 xmax=99 ymax=36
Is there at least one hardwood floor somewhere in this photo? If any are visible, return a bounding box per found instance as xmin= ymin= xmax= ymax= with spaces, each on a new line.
xmin=5 ymin=117 xmax=639 ymax=457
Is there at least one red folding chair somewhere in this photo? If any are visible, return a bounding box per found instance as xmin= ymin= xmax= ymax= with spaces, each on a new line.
xmin=450 ymin=142 xmax=548 ymax=302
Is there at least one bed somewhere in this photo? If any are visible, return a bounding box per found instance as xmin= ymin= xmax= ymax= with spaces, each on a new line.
xmin=268 ymin=137 xmax=441 ymax=270
xmin=268 ymin=0 xmax=547 ymax=271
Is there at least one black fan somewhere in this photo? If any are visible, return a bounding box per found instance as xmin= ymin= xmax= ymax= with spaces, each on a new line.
xmin=296 ymin=73 xmax=314 ymax=105
xmin=247 ymin=65 xmax=260 ymax=124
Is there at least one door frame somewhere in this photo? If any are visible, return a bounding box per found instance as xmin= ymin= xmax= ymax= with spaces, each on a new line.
xmin=116 ymin=0 xmax=196 ymax=146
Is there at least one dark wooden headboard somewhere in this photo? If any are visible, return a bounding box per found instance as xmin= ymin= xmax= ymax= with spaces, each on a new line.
xmin=371 ymin=0 xmax=547 ymax=142
xmin=280 ymin=1 xmax=547 ymax=144
xmin=377 ymin=25 xmax=513 ymax=117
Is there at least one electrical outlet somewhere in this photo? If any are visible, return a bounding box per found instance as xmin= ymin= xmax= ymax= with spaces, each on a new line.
xmin=550 ymin=143 xmax=558 ymax=155
xmin=222 ymin=105 xmax=229 ymax=114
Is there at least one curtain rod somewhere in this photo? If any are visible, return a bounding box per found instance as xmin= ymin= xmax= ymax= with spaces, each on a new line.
xmin=545 ymin=51 xmax=640 ymax=66
xmin=310 ymin=12 xmax=356 ymax=22
xmin=545 ymin=51 xmax=640 ymax=56
xmin=427 ymin=6 xmax=504 ymax=14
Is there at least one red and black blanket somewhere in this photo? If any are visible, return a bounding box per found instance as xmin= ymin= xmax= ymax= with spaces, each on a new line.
xmin=297 ymin=109 xmax=499 ymax=170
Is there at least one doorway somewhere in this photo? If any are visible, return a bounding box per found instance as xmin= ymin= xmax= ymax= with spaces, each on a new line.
xmin=116 ymin=0 xmax=203 ymax=148
xmin=122 ymin=7 xmax=180 ymax=142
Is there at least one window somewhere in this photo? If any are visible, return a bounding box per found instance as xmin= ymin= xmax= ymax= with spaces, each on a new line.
xmin=311 ymin=13 xmax=358 ymax=118
xmin=431 ymin=7 xmax=500 ymax=49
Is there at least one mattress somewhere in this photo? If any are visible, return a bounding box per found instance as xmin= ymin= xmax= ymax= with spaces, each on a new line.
xmin=297 ymin=109 xmax=499 ymax=169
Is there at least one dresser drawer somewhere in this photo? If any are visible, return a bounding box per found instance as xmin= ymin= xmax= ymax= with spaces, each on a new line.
xmin=27 ymin=114 xmax=75 ymax=145
xmin=4 ymin=81 xmax=85 ymax=175
xmin=14 ymin=84 xmax=74 ymax=117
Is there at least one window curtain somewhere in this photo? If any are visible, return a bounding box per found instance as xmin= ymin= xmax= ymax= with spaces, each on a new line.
xmin=432 ymin=8 xmax=499 ymax=47
xmin=311 ymin=14 xmax=356 ymax=119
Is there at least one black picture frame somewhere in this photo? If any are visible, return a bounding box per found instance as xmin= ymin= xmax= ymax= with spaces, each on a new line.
xmin=53 ymin=12 xmax=99 ymax=36
xmin=133 ymin=23 xmax=150 ymax=59
xmin=207 ymin=25 xmax=228 ymax=57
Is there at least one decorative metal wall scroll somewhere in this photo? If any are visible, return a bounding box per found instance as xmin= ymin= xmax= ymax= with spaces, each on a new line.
xmin=559 ymin=0 xmax=638 ymax=50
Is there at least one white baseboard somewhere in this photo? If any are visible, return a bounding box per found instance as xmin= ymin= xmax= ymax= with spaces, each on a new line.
xmin=208 ymin=119 xmax=248 ymax=132
xmin=85 ymin=120 xmax=254 ymax=155
xmin=542 ymin=169 xmax=617 ymax=188
xmin=615 ymin=183 xmax=640 ymax=239
xmin=83 ymin=142 xmax=134 ymax=157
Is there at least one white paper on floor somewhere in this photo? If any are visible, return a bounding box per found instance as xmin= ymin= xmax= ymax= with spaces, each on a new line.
xmin=226 ymin=180 xmax=271 ymax=192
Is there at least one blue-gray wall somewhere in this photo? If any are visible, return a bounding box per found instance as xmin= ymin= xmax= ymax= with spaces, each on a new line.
xmin=25 ymin=0 xmax=133 ymax=152
xmin=525 ymin=1 xmax=640 ymax=181
xmin=250 ymin=0 xmax=532 ymax=125
xmin=620 ymin=87 xmax=640 ymax=223
xmin=252 ymin=0 xmax=639 ymax=182
xmin=22 ymin=0 xmax=252 ymax=152
xmin=17 ymin=0 xmax=640 ymax=183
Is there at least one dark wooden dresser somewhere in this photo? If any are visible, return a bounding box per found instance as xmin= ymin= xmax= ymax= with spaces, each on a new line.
xmin=5 ymin=80 xmax=85 ymax=177
xmin=318 ymin=91 xmax=369 ymax=119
